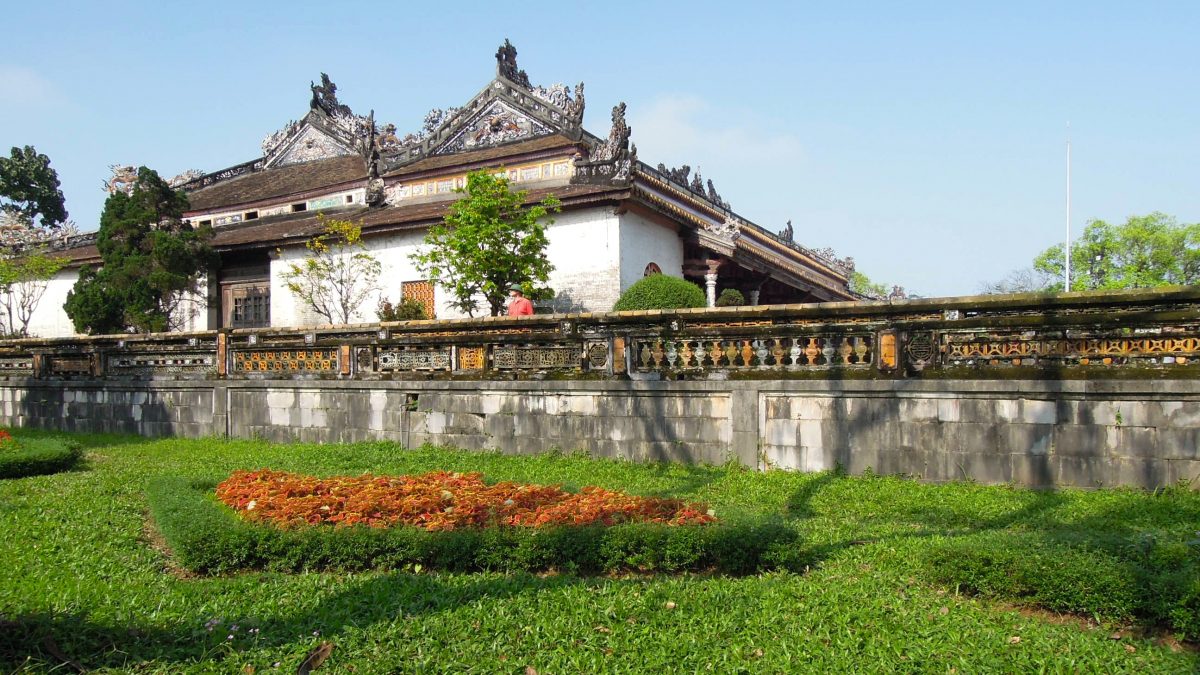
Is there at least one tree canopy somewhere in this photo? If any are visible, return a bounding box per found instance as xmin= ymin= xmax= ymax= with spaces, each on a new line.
xmin=411 ymin=170 xmax=559 ymax=316
xmin=64 ymin=167 xmax=217 ymax=334
xmin=989 ymin=213 xmax=1200 ymax=294
xmin=0 ymin=145 xmax=67 ymax=230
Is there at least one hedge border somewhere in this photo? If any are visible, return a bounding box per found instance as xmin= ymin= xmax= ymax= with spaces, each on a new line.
xmin=146 ymin=476 xmax=807 ymax=576
xmin=0 ymin=438 xmax=83 ymax=479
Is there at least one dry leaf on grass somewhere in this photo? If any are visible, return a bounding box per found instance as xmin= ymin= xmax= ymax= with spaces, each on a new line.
xmin=297 ymin=641 xmax=334 ymax=674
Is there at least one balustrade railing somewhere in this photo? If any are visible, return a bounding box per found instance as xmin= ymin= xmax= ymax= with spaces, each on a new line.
xmin=1 ymin=287 xmax=1198 ymax=381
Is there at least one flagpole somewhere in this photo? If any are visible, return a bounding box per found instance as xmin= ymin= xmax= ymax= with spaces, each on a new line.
xmin=1065 ymin=124 xmax=1071 ymax=291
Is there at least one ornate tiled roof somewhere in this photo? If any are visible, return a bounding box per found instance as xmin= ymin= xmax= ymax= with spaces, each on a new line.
xmin=187 ymin=155 xmax=366 ymax=212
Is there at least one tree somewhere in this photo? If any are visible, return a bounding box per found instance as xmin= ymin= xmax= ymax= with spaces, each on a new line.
xmin=849 ymin=271 xmax=889 ymax=299
xmin=1027 ymin=213 xmax=1200 ymax=292
xmin=0 ymin=145 xmax=67 ymax=229
xmin=977 ymin=266 xmax=1054 ymax=295
xmin=411 ymin=170 xmax=560 ymax=316
xmin=64 ymin=167 xmax=217 ymax=334
xmin=0 ymin=145 xmax=72 ymax=336
xmin=281 ymin=216 xmax=381 ymax=325
xmin=0 ymin=252 xmax=68 ymax=337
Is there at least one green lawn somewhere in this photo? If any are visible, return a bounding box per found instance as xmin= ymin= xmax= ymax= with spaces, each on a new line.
xmin=1 ymin=430 xmax=1196 ymax=673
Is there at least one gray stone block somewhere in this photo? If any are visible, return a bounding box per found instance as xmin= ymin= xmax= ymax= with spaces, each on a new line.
xmin=1111 ymin=458 xmax=1171 ymax=490
xmin=1163 ymin=401 xmax=1200 ymax=429
xmin=1002 ymin=424 xmax=1054 ymax=456
xmin=1056 ymin=456 xmax=1113 ymax=488
xmin=1012 ymin=454 xmax=1057 ymax=487
xmin=1020 ymin=399 xmax=1058 ymax=425
xmin=949 ymin=452 xmax=1012 ymax=485
xmin=1166 ymin=459 xmax=1200 ymax=486
xmin=1052 ymin=424 xmax=1117 ymax=457
xmin=1113 ymin=427 xmax=1159 ymax=459
xmin=1156 ymin=429 xmax=1200 ymax=460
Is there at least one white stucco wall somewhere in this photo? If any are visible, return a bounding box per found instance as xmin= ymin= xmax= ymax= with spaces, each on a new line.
xmin=16 ymin=268 xmax=212 ymax=338
xmin=269 ymin=206 xmax=625 ymax=327
xmin=19 ymin=268 xmax=79 ymax=338
xmin=541 ymin=207 xmax=621 ymax=313
xmin=618 ymin=210 xmax=685 ymax=292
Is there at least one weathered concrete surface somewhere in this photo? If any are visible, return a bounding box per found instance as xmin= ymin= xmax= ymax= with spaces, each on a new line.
xmin=2 ymin=378 xmax=1199 ymax=489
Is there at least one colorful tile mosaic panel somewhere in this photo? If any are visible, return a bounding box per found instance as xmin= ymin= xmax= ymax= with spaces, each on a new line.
xmin=232 ymin=349 xmax=339 ymax=373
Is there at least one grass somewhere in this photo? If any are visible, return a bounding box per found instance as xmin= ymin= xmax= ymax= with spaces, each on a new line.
xmin=0 ymin=430 xmax=1196 ymax=673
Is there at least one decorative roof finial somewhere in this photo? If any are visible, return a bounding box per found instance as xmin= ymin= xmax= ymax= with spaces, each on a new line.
xmin=495 ymin=39 xmax=531 ymax=88
xmin=779 ymin=220 xmax=794 ymax=242
xmin=310 ymin=73 xmax=351 ymax=116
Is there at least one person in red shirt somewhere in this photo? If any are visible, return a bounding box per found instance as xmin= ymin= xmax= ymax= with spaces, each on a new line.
xmin=507 ymin=286 xmax=534 ymax=316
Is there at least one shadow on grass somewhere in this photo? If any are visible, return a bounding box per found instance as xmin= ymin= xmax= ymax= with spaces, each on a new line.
xmin=784 ymin=469 xmax=1199 ymax=644
xmin=1 ymin=572 xmax=585 ymax=671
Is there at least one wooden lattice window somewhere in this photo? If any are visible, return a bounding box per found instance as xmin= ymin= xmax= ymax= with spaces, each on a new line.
xmin=222 ymin=283 xmax=270 ymax=328
xmin=402 ymin=280 xmax=436 ymax=319
xmin=644 ymin=262 xmax=662 ymax=276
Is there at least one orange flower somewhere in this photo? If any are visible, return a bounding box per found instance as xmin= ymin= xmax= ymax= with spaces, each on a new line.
xmin=215 ymin=469 xmax=717 ymax=530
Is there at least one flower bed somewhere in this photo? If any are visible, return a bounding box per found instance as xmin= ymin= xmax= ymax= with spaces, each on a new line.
xmin=0 ymin=431 xmax=82 ymax=479
xmin=215 ymin=469 xmax=717 ymax=530
xmin=148 ymin=474 xmax=804 ymax=575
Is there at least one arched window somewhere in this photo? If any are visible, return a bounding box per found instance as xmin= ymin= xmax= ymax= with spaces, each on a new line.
xmin=643 ymin=262 xmax=662 ymax=276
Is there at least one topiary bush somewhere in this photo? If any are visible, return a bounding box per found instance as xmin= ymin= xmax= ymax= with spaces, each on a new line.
xmin=0 ymin=436 xmax=83 ymax=479
xmin=146 ymin=476 xmax=807 ymax=576
xmin=715 ymin=288 xmax=746 ymax=307
xmin=612 ymin=275 xmax=706 ymax=312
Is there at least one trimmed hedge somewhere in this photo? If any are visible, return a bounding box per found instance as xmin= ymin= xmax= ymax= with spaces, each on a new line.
xmin=925 ymin=533 xmax=1200 ymax=639
xmin=147 ymin=476 xmax=807 ymax=575
xmin=612 ymin=275 xmax=706 ymax=311
xmin=0 ymin=438 xmax=82 ymax=479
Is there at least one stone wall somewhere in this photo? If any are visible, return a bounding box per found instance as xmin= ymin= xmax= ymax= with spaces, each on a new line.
xmin=3 ymin=287 xmax=1200 ymax=488
xmin=3 ymin=377 xmax=1198 ymax=489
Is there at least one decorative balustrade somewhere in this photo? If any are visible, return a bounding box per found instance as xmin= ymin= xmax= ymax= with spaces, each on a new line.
xmin=1 ymin=288 xmax=1199 ymax=381
xmin=633 ymin=335 xmax=873 ymax=372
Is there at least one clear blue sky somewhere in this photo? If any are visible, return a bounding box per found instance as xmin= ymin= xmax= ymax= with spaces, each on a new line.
xmin=3 ymin=1 xmax=1197 ymax=296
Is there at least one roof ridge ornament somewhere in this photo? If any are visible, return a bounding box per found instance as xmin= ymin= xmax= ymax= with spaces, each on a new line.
xmin=655 ymin=163 xmax=731 ymax=211
xmin=572 ymin=102 xmax=636 ymax=185
xmin=495 ymin=39 xmax=532 ymax=88
xmin=310 ymin=73 xmax=351 ymax=117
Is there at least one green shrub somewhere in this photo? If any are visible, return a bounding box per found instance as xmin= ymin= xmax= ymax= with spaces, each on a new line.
xmin=925 ymin=533 xmax=1200 ymax=639
xmin=0 ymin=438 xmax=82 ymax=479
xmin=146 ymin=476 xmax=805 ymax=576
xmin=612 ymin=275 xmax=706 ymax=312
xmin=377 ymin=297 xmax=428 ymax=321
xmin=715 ymin=288 xmax=745 ymax=307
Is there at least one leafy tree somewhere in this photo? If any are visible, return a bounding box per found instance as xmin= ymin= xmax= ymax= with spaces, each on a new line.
xmin=1029 ymin=213 xmax=1200 ymax=292
xmin=411 ymin=170 xmax=560 ymax=317
xmin=64 ymin=167 xmax=217 ymax=334
xmin=0 ymin=145 xmax=72 ymax=336
xmin=281 ymin=216 xmax=381 ymax=325
xmin=0 ymin=145 xmax=67 ymax=229
xmin=613 ymin=275 xmax=706 ymax=311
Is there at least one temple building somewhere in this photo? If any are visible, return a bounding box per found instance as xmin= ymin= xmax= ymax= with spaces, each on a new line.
xmin=30 ymin=41 xmax=854 ymax=336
